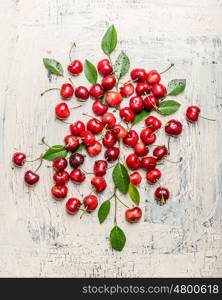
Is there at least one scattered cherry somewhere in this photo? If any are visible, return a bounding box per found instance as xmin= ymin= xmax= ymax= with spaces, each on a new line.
xmin=104 ymin=147 xmax=120 ymax=162
xmin=106 ymin=91 xmax=123 ymax=107
xmin=147 ymin=70 xmax=161 ymax=84
xmin=145 ymin=115 xmax=162 ymax=131
xmin=53 ymin=157 xmax=68 ymax=171
xmin=69 ymin=153 xmax=84 ymax=168
xmin=125 ymin=207 xmax=142 ymax=223
xmin=86 ymin=141 xmax=102 ymax=156
xmin=101 ymin=75 xmax=116 ymax=90
xmin=53 ymin=171 xmax=69 ymax=185
xmin=113 ymin=124 xmax=127 ymax=139
xmin=60 ymin=83 xmax=74 ymax=99
xmin=165 ymin=119 xmax=183 ymax=136
xmin=83 ymin=195 xmax=98 ymax=211
xmin=186 ymin=106 xmax=201 ymax=122
xmin=55 ymin=102 xmax=70 ymax=119
xmin=68 ymin=60 xmax=83 ymax=76
xmin=153 ymin=146 xmax=168 ymax=161
xmin=119 ymin=107 xmax=135 ymax=122
xmin=12 ymin=152 xmax=26 ymax=167
xmin=140 ymin=128 xmax=156 ymax=145
xmin=89 ymin=84 xmax=104 ymax=99
xmin=102 ymin=131 xmax=117 ymax=148
xmin=80 ymin=130 xmax=96 ymax=146
xmin=154 ymin=187 xmax=170 ymax=204
xmin=91 ymin=176 xmax=107 ymax=193
xmin=146 ymin=168 xmax=161 ymax=184
xmin=129 ymin=96 xmax=144 ymax=112
xmin=75 ymin=86 xmax=89 ymax=101
xmin=70 ymin=121 xmax=85 ymax=136
xmin=143 ymin=95 xmax=159 ymax=111
xmin=64 ymin=135 xmax=79 ymax=151
xmin=93 ymin=160 xmax=108 ymax=176
xmin=97 ymin=59 xmax=113 ymax=76
xmin=123 ymin=130 xmax=139 ymax=147
xmin=51 ymin=185 xmax=68 ymax=199
xmin=120 ymin=83 xmax=134 ymax=98
xmin=70 ymin=169 xmax=86 ymax=184
xmin=130 ymin=68 xmax=147 ymax=82
xmin=134 ymin=142 xmax=149 ymax=156
xmin=24 ymin=170 xmax=40 ymax=185
xmin=102 ymin=112 xmax=116 ymax=129
xmin=130 ymin=171 xmax=142 ymax=185
xmin=92 ymin=100 xmax=108 ymax=116
xmin=141 ymin=156 xmax=157 ymax=171
xmin=151 ymin=83 xmax=166 ymax=98
xmin=66 ymin=198 xmax=81 ymax=214
xmin=126 ymin=153 xmax=141 ymax=170
xmin=87 ymin=118 xmax=104 ymax=134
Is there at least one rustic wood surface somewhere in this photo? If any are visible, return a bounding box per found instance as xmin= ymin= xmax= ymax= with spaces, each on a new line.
xmin=0 ymin=0 xmax=222 ymax=277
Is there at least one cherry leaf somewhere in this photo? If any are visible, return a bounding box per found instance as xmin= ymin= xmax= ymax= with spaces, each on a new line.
xmin=101 ymin=25 xmax=117 ymax=55
xmin=128 ymin=183 xmax=140 ymax=205
xmin=114 ymin=51 xmax=130 ymax=79
xmin=98 ymin=200 xmax=111 ymax=224
xmin=110 ymin=226 xmax=126 ymax=251
xmin=84 ymin=59 xmax=98 ymax=84
xmin=157 ymin=100 xmax=181 ymax=115
xmin=43 ymin=58 xmax=64 ymax=76
xmin=167 ymin=79 xmax=186 ymax=95
xmin=43 ymin=145 xmax=68 ymax=161
xmin=112 ymin=163 xmax=130 ymax=194
xmin=131 ymin=110 xmax=150 ymax=125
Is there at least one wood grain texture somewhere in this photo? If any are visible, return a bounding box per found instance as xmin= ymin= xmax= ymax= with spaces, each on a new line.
xmin=0 ymin=0 xmax=222 ymax=277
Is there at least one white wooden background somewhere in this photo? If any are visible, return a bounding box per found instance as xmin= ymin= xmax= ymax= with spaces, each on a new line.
xmin=0 ymin=0 xmax=222 ymax=277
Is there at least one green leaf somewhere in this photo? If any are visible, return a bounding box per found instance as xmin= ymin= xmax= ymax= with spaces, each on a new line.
xmin=84 ymin=60 xmax=98 ymax=84
xmin=110 ymin=226 xmax=126 ymax=251
xmin=101 ymin=25 xmax=117 ymax=55
xmin=98 ymin=200 xmax=111 ymax=224
xmin=167 ymin=79 xmax=186 ymax=95
xmin=158 ymin=100 xmax=181 ymax=115
xmin=131 ymin=110 xmax=150 ymax=125
xmin=43 ymin=58 xmax=64 ymax=76
xmin=43 ymin=145 xmax=68 ymax=161
xmin=114 ymin=51 xmax=130 ymax=79
xmin=128 ymin=183 xmax=140 ymax=205
xmin=112 ymin=163 xmax=130 ymax=194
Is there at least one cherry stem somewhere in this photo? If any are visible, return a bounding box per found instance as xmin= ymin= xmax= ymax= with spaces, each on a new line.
xmin=58 ymin=119 xmax=73 ymax=125
xmin=82 ymin=112 xmax=100 ymax=121
xmin=167 ymin=137 xmax=171 ymax=153
xmin=160 ymin=63 xmax=174 ymax=75
xmin=80 ymin=207 xmax=88 ymax=219
xmin=41 ymin=137 xmax=50 ymax=148
xmin=115 ymin=195 xmax=130 ymax=209
xmin=199 ymin=115 xmax=216 ymax=122
xmin=70 ymin=105 xmax=83 ymax=110
xmin=165 ymin=157 xmax=183 ymax=164
xmin=25 ymin=157 xmax=42 ymax=163
xmin=69 ymin=42 xmax=76 ymax=63
xmin=40 ymin=88 xmax=60 ymax=96
xmin=68 ymin=78 xmax=74 ymax=87
xmin=160 ymin=195 xmax=166 ymax=206
xmin=34 ymin=154 xmax=44 ymax=173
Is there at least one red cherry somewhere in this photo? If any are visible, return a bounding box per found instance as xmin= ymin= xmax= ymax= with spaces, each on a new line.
xmin=70 ymin=121 xmax=85 ymax=136
xmin=155 ymin=187 xmax=170 ymax=202
xmin=101 ymin=75 xmax=116 ymax=90
xmin=60 ymin=83 xmax=74 ymax=99
xmin=130 ymin=68 xmax=147 ymax=82
xmin=129 ymin=96 xmax=144 ymax=112
xmin=93 ymin=160 xmax=108 ymax=176
xmin=91 ymin=176 xmax=107 ymax=193
xmin=102 ymin=112 xmax=116 ymax=129
xmin=152 ymin=83 xmax=166 ymax=98
xmin=97 ymin=59 xmax=113 ymax=76
xmin=134 ymin=142 xmax=149 ymax=156
xmin=186 ymin=106 xmax=201 ymax=122
xmin=53 ymin=171 xmax=69 ymax=185
xmin=64 ymin=135 xmax=79 ymax=151
xmin=70 ymin=169 xmax=86 ymax=184
xmin=87 ymin=118 xmax=104 ymax=134
xmin=141 ymin=156 xmax=157 ymax=171
xmin=89 ymin=84 xmax=104 ymax=99
xmin=51 ymin=185 xmax=68 ymax=199
xmin=165 ymin=119 xmax=183 ymax=136
xmin=143 ymin=96 xmax=159 ymax=111
xmin=147 ymin=70 xmax=161 ymax=84
xmin=12 ymin=152 xmax=26 ymax=167
xmin=153 ymin=146 xmax=168 ymax=161
xmin=102 ymin=131 xmax=117 ymax=148
xmin=24 ymin=171 xmax=39 ymax=185
xmin=140 ymin=128 xmax=156 ymax=145
xmin=135 ymin=82 xmax=151 ymax=96
xmin=123 ymin=130 xmax=139 ymax=147
xmin=120 ymin=83 xmax=134 ymax=98
xmin=75 ymin=86 xmax=89 ymax=101
xmin=66 ymin=198 xmax=81 ymax=214
xmin=130 ymin=172 xmax=142 ymax=185
xmin=119 ymin=107 xmax=135 ymax=122
xmin=55 ymin=102 xmax=70 ymax=119
xmin=68 ymin=60 xmax=83 ymax=76
xmin=146 ymin=168 xmax=161 ymax=184
xmin=106 ymin=91 xmax=123 ymax=107
xmin=145 ymin=115 xmax=162 ymax=131
xmin=112 ymin=124 xmax=127 ymax=139
xmin=104 ymin=147 xmax=120 ymax=162
xmin=86 ymin=141 xmax=102 ymax=156
xmin=53 ymin=157 xmax=68 ymax=171
xmin=69 ymin=153 xmax=84 ymax=168
xmin=125 ymin=207 xmax=142 ymax=223
xmin=80 ymin=130 xmax=96 ymax=146
xmin=126 ymin=153 xmax=141 ymax=170
xmin=92 ymin=100 xmax=108 ymax=116
xmin=83 ymin=195 xmax=98 ymax=211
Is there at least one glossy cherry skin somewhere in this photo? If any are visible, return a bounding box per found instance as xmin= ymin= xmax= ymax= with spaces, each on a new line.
xmin=92 ymin=100 xmax=108 ymax=116
xmin=66 ymin=198 xmax=81 ymax=214
xmin=80 ymin=130 xmax=95 ymax=146
xmin=165 ymin=119 xmax=183 ymax=136
xmin=60 ymin=83 xmax=74 ymax=99
xmin=102 ymin=112 xmax=116 ymax=129
xmin=24 ymin=171 xmax=39 ymax=185
xmin=151 ymin=83 xmax=166 ymax=98
xmin=106 ymin=91 xmax=123 ymax=107
xmin=53 ymin=157 xmax=68 ymax=171
xmin=119 ymin=107 xmax=135 ymax=122
xmin=112 ymin=124 xmax=127 ymax=139
xmin=146 ymin=168 xmax=161 ymax=184
xmin=12 ymin=152 xmax=26 ymax=167
xmin=147 ymin=70 xmax=161 ymax=84
xmin=136 ymin=82 xmax=151 ymax=96
xmin=70 ymin=169 xmax=86 ymax=184
xmin=125 ymin=207 xmax=142 ymax=223
xmin=93 ymin=160 xmax=108 ymax=176
xmin=130 ymin=171 xmax=142 ymax=185
xmin=64 ymin=135 xmax=79 ymax=152
xmin=86 ymin=141 xmax=102 ymax=156
xmin=126 ymin=153 xmax=141 ymax=170
xmin=134 ymin=142 xmax=149 ymax=156
xmin=141 ymin=156 xmax=157 ymax=171
xmin=102 ymin=131 xmax=117 ymax=148
xmin=102 ymin=75 xmax=116 ymax=90
xmin=155 ymin=187 xmax=170 ymax=201
xmin=97 ymin=59 xmax=113 ymax=76
xmin=55 ymin=102 xmax=70 ymax=119
xmin=83 ymin=195 xmax=98 ymax=211
xmin=70 ymin=121 xmax=85 ymax=136
xmin=153 ymin=146 xmax=168 ymax=161
xmin=130 ymin=68 xmax=147 ymax=82
xmin=53 ymin=171 xmax=69 ymax=185
xmin=129 ymin=96 xmax=144 ymax=112
xmin=104 ymin=147 xmax=120 ymax=162
xmin=87 ymin=118 xmax=104 ymax=134
xmin=143 ymin=96 xmax=159 ymax=111
xmin=91 ymin=176 xmax=107 ymax=193
xmin=69 ymin=153 xmax=84 ymax=168
xmin=89 ymin=84 xmax=104 ymax=99
xmin=145 ymin=115 xmax=162 ymax=131
xmin=68 ymin=60 xmax=83 ymax=76
xmin=186 ymin=106 xmax=201 ymax=122
xmin=51 ymin=185 xmax=68 ymax=199
xmin=120 ymin=83 xmax=134 ymax=98
xmin=75 ymin=86 xmax=89 ymax=101
xmin=123 ymin=130 xmax=139 ymax=147
xmin=140 ymin=128 xmax=156 ymax=145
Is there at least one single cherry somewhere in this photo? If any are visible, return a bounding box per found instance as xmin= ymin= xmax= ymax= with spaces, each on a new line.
xmin=186 ymin=106 xmax=201 ymax=122
xmin=51 ymin=185 xmax=68 ymax=199
xmin=145 ymin=115 xmax=162 ymax=131
xmin=83 ymin=195 xmax=98 ymax=211
xmin=104 ymin=147 xmax=120 ymax=162
xmin=92 ymin=100 xmax=108 ymax=116
xmin=69 ymin=153 xmax=84 ymax=168
xmin=66 ymin=198 xmax=82 ymax=214
xmin=70 ymin=121 xmax=85 ymax=136
xmin=123 ymin=130 xmax=139 ymax=147
xmin=134 ymin=142 xmax=149 ymax=156
xmin=89 ymin=84 xmax=104 ymax=99
xmin=143 ymin=96 xmax=159 ymax=111
xmin=102 ymin=131 xmax=117 ymax=148
xmin=101 ymin=75 xmax=116 ymax=90
xmin=140 ymin=128 xmax=156 ymax=145
xmin=64 ymin=135 xmax=79 ymax=151
xmin=97 ymin=59 xmax=113 ymax=76
xmin=93 ymin=160 xmax=108 ymax=176
xmin=86 ymin=141 xmax=102 ymax=156
xmin=105 ymin=91 xmax=123 ymax=107
xmin=12 ymin=152 xmax=26 ymax=167
xmin=126 ymin=153 xmax=141 ymax=170
xmin=146 ymin=168 xmax=161 ymax=184
xmin=165 ymin=119 xmax=183 ymax=136
xmin=60 ymin=83 xmax=74 ymax=99
xmin=147 ymin=70 xmax=161 ymax=84
xmin=87 ymin=118 xmax=104 ymax=134
xmin=80 ymin=130 xmax=96 ymax=146
xmin=91 ymin=176 xmax=107 ymax=193
xmin=130 ymin=68 xmax=147 ymax=82
xmin=53 ymin=157 xmax=68 ymax=171
xmin=141 ymin=156 xmax=157 ymax=171
xmin=120 ymin=83 xmax=134 ymax=98
xmin=55 ymin=102 xmax=70 ymax=119
xmin=70 ymin=169 xmax=86 ymax=184
xmin=151 ymin=83 xmax=166 ymax=98
xmin=102 ymin=112 xmax=116 ymax=129
xmin=112 ymin=124 xmax=127 ymax=139
xmin=75 ymin=86 xmax=89 ymax=101
xmin=24 ymin=171 xmax=40 ymax=185
xmin=68 ymin=60 xmax=83 ymax=76
xmin=119 ymin=107 xmax=135 ymax=122
xmin=153 ymin=146 xmax=168 ymax=161
xmin=129 ymin=96 xmax=144 ymax=112
xmin=130 ymin=172 xmax=142 ymax=185
xmin=53 ymin=171 xmax=69 ymax=185
xmin=155 ymin=187 xmax=170 ymax=204
xmin=125 ymin=207 xmax=142 ymax=223
xmin=135 ymin=82 xmax=151 ymax=96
